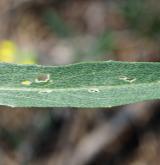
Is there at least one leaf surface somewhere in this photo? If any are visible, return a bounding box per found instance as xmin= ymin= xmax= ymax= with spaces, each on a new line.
xmin=0 ymin=61 xmax=160 ymax=108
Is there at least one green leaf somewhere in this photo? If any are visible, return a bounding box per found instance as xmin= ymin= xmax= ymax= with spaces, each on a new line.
xmin=0 ymin=61 xmax=160 ymax=108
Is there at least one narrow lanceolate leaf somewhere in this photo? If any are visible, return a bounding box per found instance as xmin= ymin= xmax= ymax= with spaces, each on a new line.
xmin=0 ymin=61 xmax=160 ymax=108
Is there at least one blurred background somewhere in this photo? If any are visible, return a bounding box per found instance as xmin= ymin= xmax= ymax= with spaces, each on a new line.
xmin=0 ymin=0 xmax=160 ymax=164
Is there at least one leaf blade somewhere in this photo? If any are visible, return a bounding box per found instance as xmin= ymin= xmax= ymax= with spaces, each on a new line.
xmin=0 ymin=61 xmax=160 ymax=108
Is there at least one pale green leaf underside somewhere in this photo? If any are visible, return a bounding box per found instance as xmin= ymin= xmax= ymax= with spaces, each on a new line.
xmin=0 ymin=61 xmax=160 ymax=108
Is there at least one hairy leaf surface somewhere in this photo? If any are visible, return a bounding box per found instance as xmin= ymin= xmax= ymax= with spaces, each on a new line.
xmin=0 ymin=61 xmax=160 ymax=108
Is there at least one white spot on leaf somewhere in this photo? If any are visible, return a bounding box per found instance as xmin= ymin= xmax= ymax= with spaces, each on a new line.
xmin=119 ymin=76 xmax=136 ymax=83
xmin=88 ymin=88 xmax=100 ymax=93
xmin=21 ymin=80 xmax=32 ymax=86
xmin=38 ymin=90 xmax=52 ymax=94
xmin=35 ymin=74 xmax=50 ymax=83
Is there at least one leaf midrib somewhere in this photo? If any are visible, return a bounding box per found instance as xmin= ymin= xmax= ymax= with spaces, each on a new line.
xmin=0 ymin=81 xmax=159 ymax=92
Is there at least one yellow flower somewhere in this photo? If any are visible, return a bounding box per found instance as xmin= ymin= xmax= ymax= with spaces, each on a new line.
xmin=0 ymin=40 xmax=16 ymax=63
xmin=0 ymin=40 xmax=37 ymax=64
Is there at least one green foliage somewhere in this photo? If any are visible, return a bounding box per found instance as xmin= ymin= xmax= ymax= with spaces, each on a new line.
xmin=1 ymin=61 xmax=160 ymax=108
xmin=74 ymin=32 xmax=115 ymax=62
xmin=42 ymin=9 xmax=71 ymax=37
xmin=122 ymin=0 xmax=160 ymax=37
xmin=91 ymin=32 xmax=115 ymax=57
